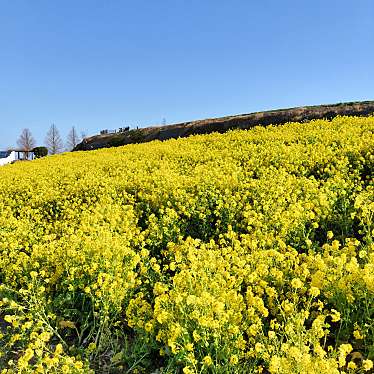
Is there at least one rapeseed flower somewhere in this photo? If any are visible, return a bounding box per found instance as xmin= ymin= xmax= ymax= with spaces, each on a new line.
xmin=0 ymin=116 xmax=373 ymax=372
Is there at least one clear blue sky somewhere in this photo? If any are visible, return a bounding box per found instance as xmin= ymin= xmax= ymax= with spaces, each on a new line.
xmin=1 ymin=0 xmax=373 ymax=149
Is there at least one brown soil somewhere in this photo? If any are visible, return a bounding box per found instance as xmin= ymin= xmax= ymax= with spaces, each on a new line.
xmin=74 ymin=100 xmax=374 ymax=151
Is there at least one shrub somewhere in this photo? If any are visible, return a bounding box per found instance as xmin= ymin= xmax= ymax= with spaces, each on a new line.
xmin=32 ymin=146 xmax=48 ymax=158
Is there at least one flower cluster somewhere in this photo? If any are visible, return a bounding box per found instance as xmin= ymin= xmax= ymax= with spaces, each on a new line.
xmin=0 ymin=116 xmax=373 ymax=373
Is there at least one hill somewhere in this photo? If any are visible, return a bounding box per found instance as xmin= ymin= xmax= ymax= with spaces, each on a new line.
xmin=0 ymin=117 xmax=373 ymax=372
xmin=74 ymin=100 xmax=374 ymax=151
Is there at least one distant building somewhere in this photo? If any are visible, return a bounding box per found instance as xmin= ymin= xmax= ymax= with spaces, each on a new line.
xmin=0 ymin=149 xmax=35 ymax=166
xmin=100 ymin=129 xmax=117 ymax=135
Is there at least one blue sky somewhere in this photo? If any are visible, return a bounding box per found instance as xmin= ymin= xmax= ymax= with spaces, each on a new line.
xmin=0 ymin=0 xmax=373 ymax=149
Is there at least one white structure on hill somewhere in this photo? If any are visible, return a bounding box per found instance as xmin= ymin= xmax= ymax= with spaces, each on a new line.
xmin=0 ymin=151 xmax=16 ymax=166
xmin=0 ymin=150 xmax=35 ymax=166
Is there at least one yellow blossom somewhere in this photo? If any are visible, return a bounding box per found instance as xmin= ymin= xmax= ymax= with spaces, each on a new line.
xmin=330 ymin=309 xmax=341 ymax=323
xmin=203 ymin=356 xmax=213 ymax=366
xmin=291 ymin=278 xmax=303 ymax=289
xmin=363 ymin=359 xmax=373 ymax=371
xmin=229 ymin=355 xmax=239 ymax=365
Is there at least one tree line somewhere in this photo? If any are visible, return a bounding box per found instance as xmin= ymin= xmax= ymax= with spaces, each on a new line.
xmin=16 ymin=125 xmax=85 ymax=157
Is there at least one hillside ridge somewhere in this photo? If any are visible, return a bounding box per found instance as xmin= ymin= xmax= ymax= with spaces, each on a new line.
xmin=74 ymin=100 xmax=374 ymax=151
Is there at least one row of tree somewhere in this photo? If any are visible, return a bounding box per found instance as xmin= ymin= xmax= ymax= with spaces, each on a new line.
xmin=17 ymin=125 xmax=84 ymax=156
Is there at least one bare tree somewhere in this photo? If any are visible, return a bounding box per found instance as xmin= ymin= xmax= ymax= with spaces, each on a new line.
xmin=17 ymin=128 xmax=36 ymax=159
xmin=45 ymin=124 xmax=64 ymax=155
xmin=66 ymin=126 xmax=80 ymax=151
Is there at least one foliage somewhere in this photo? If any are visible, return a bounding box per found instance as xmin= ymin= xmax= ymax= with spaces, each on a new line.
xmin=108 ymin=136 xmax=126 ymax=148
xmin=0 ymin=116 xmax=373 ymax=373
xmin=126 ymin=129 xmax=146 ymax=143
xmin=32 ymin=147 xmax=49 ymax=158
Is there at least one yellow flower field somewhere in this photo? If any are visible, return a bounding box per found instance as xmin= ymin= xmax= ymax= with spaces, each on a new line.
xmin=0 ymin=116 xmax=373 ymax=373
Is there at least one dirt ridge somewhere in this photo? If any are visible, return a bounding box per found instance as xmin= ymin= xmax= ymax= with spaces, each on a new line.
xmin=74 ymin=100 xmax=374 ymax=151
